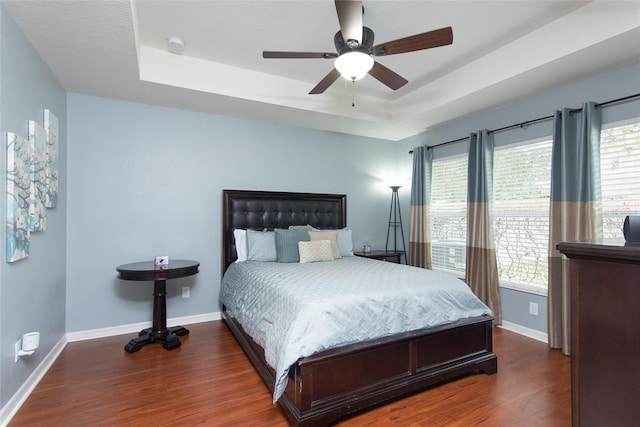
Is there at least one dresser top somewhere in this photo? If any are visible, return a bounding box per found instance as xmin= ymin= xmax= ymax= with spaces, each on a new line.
xmin=557 ymin=241 xmax=640 ymax=262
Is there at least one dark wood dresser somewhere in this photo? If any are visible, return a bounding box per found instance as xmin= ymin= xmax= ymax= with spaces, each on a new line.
xmin=557 ymin=242 xmax=640 ymax=427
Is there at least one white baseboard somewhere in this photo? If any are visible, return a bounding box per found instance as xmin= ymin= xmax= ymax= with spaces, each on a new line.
xmin=1 ymin=312 xmax=222 ymax=427
xmin=0 ymin=336 xmax=67 ymax=427
xmin=500 ymin=320 xmax=548 ymax=344
xmin=66 ymin=311 xmax=222 ymax=342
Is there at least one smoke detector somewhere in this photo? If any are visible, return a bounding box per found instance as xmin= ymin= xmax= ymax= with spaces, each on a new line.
xmin=166 ymin=36 xmax=184 ymax=55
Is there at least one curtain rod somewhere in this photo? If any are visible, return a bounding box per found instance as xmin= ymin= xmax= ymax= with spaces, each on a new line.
xmin=408 ymin=92 xmax=640 ymax=154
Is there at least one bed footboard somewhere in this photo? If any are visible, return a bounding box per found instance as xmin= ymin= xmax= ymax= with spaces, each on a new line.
xmin=222 ymin=307 xmax=496 ymax=427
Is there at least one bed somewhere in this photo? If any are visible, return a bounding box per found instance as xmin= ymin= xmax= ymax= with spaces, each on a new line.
xmin=220 ymin=189 xmax=497 ymax=426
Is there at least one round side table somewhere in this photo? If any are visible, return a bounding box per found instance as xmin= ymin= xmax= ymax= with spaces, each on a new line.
xmin=117 ymin=260 xmax=199 ymax=353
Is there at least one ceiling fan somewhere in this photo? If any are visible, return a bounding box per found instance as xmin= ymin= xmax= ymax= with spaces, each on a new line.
xmin=263 ymin=0 xmax=453 ymax=95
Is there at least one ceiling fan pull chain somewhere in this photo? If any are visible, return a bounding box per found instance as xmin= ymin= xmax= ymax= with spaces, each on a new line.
xmin=352 ymin=80 xmax=356 ymax=107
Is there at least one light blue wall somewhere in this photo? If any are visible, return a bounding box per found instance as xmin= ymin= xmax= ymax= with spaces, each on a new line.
xmin=0 ymin=5 xmax=67 ymax=411
xmin=397 ymin=63 xmax=640 ymax=333
xmin=65 ymin=94 xmax=398 ymax=332
xmin=2 ymin=0 xmax=639 ymax=414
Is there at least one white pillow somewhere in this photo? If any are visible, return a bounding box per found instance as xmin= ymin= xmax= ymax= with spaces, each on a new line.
xmin=298 ymin=240 xmax=334 ymax=263
xmin=233 ymin=229 xmax=247 ymax=262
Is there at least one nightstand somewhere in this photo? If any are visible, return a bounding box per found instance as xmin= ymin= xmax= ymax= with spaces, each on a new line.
xmin=354 ymin=250 xmax=403 ymax=264
xmin=117 ymin=260 xmax=199 ymax=353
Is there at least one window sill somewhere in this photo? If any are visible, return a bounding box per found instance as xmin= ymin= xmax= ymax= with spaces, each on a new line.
xmin=499 ymin=281 xmax=548 ymax=297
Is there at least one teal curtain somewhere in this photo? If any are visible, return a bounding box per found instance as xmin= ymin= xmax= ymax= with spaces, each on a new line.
xmin=548 ymin=102 xmax=602 ymax=355
xmin=466 ymin=130 xmax=502 ymax=325
xmin=409 ymin=146 xmax=433 ymax=268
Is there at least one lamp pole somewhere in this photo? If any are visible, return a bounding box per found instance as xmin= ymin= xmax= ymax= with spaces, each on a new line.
xmin=385 ymin=186 xmax=407 ymax=263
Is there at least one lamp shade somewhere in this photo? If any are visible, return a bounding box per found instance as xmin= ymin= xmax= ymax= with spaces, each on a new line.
xmin=334 ymin=51 xmax=374 ymax=81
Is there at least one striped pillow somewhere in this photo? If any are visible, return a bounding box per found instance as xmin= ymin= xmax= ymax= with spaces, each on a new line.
xmin=275 ymin=228 xmax=309 ymax=263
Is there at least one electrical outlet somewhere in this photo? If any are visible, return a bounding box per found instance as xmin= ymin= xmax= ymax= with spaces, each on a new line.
xmin=15 ymin=339 xmax=21 ymax=363
xmin=182 ymin=286 xmax=190 ymax=298
xmin=529 ymin=302 xmax=539 ymax=316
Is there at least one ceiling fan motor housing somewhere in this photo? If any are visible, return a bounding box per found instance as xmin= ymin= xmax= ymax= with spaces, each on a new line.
xmin=334 ymin=26 xmax=375 ymax=55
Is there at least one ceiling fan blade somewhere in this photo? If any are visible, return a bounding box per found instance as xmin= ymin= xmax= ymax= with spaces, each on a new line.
xmin=368 ymin=61 xmax=408 ymax=90
xmin=335 ymin=0 xmax=363 ymax=46
xmin=309 ymin=69 xmax=341 ymax=94
xmin=371 ymin=26 xmax=453 ymax=56
xmin=263 ymin=51 xmax=338 ymax=59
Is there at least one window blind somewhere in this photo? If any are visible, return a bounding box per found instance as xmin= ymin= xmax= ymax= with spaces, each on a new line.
xmin=431 ymin=155 xmax=467 ymax=275
xmin=601 ymin=122 xmax=640 ymax=242
xmin=493 ymin=140 xmax=552 ymax=291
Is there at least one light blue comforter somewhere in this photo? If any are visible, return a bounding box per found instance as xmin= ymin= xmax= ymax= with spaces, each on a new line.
xmin=220 ymin=256 xmax=491 ymax=403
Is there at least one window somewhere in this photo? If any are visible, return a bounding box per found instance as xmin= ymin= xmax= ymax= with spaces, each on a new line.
xmin=491 ymin=121 xmax=640 ymax=293
xmin=428 ymin=119 xmax=640 ymax=293
xmin=601 ymin=122 xmax=640 ymax=242
xmin=431 ymin=155 xmax=467 ymax=276
xmin=493 ymin=139 xmax=552 ymax=293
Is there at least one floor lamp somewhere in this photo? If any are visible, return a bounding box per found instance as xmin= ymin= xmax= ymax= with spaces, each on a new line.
xmin=386 ymin=185 xmax=407 ymax=262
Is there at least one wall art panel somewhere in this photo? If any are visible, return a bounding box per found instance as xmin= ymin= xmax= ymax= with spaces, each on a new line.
xmin=28 ymin=120 xmax=47 ymax=231
xmin=43 ymin=109 xmax=59 ymax=208
xmin=6 ymin=132 xmax=31 ymax=262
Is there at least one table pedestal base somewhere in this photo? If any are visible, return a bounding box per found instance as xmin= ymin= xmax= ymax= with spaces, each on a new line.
xmin=123 ymin=277 xmax=190 ymax=353
xmin=124 ymin=325 xmax=189 ymax=353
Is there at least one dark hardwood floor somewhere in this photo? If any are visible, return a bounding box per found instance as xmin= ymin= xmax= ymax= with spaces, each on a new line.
xmin=9 ymin=321 xmax=570 ymax=426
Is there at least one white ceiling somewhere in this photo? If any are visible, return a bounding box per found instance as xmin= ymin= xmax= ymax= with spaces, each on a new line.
xmin=4 ymin=0 xmax=640 ymax=141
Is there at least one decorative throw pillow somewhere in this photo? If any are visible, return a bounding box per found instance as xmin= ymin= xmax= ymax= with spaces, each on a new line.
xmin=336 ymin=227 xmax=354 ymax=257
xmin=309 ymin=230 xmax=341 ymax=259
xmin=246 ymin=230 xmax=277 ymax=262
xmin=288 ymin=224 xmax=316 ymax=231
xmin=275 ymin=228 xmax=310 ymax=263
xmin=233 ymin=229 xmax=248 ymax=262
xmin=298 ymin=240 xmax=334 ymax=263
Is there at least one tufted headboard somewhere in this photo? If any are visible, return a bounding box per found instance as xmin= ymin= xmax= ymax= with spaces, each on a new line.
xmin=222 ymin=190 xmax=347 ymax=272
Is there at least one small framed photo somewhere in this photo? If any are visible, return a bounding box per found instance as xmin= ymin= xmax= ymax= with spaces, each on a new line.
xmin=154 ymin=255 xmax=169 ymax=269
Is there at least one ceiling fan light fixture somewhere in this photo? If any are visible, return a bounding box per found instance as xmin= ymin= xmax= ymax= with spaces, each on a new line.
xmin=334 ymin=51 xmax=373 ymax=81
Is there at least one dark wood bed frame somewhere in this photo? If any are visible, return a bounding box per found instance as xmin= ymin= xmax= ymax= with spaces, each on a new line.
xmin=221 ymin=189 xmax=497 ymax=426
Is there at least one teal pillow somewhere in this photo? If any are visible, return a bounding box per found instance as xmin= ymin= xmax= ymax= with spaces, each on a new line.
xmin=336 ymin=227 xmax=354 ymax=257
xmin=275 ymin=228 xmax=310 ymax=262
xmin=246 ymin=230 xmax=277 ymax=262
xmin=288 ymin=224 xmax=317 ymax=231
